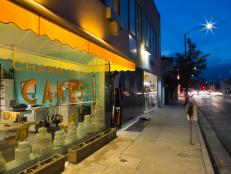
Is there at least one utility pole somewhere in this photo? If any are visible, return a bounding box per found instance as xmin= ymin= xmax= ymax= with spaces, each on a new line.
xmin=184 ymin=33 xmax=187 ymax=60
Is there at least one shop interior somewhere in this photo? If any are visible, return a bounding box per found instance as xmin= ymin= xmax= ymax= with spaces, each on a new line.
xmin=144 ymin=71 xmax=158 ymax=113
xmin=0 ymin=22 xmax=108 ymax=164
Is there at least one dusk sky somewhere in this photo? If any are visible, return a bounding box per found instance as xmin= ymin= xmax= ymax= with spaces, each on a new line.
xmin=155 ymin=0 xmax=231 ymax=80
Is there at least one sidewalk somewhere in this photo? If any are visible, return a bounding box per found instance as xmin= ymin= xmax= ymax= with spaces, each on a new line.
xmin=63 ymin=104 xmax=213 ymax=174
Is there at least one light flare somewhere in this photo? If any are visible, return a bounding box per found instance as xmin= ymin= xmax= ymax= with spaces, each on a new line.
xmin=202 ymin=18 xmax=217 ymax=34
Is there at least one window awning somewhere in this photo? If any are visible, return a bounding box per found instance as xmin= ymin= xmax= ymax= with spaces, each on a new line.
xmin=0 ymin=0 xmax=135 ymax=72
xmin=0 ymin=22 xmax=110 ymax=73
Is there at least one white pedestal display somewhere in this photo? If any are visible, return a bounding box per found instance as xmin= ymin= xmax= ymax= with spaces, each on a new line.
xmin=76 ymin=100 xmax=105 ymax=139
xmin=53 ymin=131 xmax=65 ymax=147
xmin=77 ymin=123 xmax=87 ymax=138
xmin=15 ymin=141 xmax=30 ymax=164
xmin=0 ymin=153 xmax=5 ymax=173
xmin=32 ymin=127 xmax=53 ymax=155
xmin=65 ymin=122 xmax=77 ymax=145
xmin=92 ymin=102 xmax=105 ymax=130
xmin=83 ymin=115 xmax=92 ymax=133
xmin=77 ymin=114 xmax=93 ymax=136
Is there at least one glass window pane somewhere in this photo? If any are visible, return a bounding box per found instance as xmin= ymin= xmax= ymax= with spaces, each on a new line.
xmin=120 ymin=0 xmax=128 ymax=28
xmin=135 ymin=4 xmax=142 ymax=40
xmin=147 ymin=22 xmax=151 ymax=51
xmin=0 ymin=31 xmax=108 ymax=167
xmin=143 ymin=16 xmax=147 ymax=46
xmin=129 ymin=34 xmax=137 ymax=58
xmin=113 ymin=0 xmax=120 ymax=14
xmin=153 ymin=30 xmax=156 ymax=56
xmin=129 ymin=0 xmax=135 ymax=36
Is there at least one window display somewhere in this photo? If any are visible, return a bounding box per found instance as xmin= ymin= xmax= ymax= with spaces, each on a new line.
xmin=0 ymin=1 xmax=135 ymax=172
xmin=0 ymin=152 xmax=5 ymax=173
xmin=144 ymin=71 xmax=158 ymax=113
xmin=53 ymin=130 xmax=65 ymax=147
xmin=32 ymin=127 xmax=53 ymax=155
xmin=15 ymin=141 xmax=30 ymax=164
xmin=0 ymin=29 xmax=108 ymax=173
xmin=64 ymin=122 xmax=77 ymax=145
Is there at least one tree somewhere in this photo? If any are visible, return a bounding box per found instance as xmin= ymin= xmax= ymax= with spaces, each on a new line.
xmin=225 ymin=77 xmax=231 ymax=85
xmin=163 ymin=70 xmax=178 ymax=104
xmin=174 ymin=38 xmax=209 ymax=103
xmin=214 ymin=82 xmax=221 ymax=90
xmin=162 ymin=57 xmax=178 ymax=104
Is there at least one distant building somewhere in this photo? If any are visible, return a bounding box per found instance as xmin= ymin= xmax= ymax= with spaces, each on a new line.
xmin=221 ymin=80 xmax=231 ymax=94
xmin=161 ymin=57 xmax=178 ymax=104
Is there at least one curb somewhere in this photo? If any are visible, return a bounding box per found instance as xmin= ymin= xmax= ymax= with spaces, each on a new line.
xmin=195 ymin=122 xmax=215 ymax=174
xmin=197 ymin=109 xmax=231 ymax=174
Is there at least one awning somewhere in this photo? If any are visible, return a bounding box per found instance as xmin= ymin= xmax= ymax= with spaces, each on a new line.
xmin=0 ymin=21 xmax=110 ymax=72
xmin=0 ymin=0 xmax=135 ymax=71
xmin=0 ymin=22 xmax=109 ymax=72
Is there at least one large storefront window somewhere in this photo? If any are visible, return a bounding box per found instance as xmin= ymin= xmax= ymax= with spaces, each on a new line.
xmin=0 ymin=22 xmax=109 ymax=171
xmin=118 ymin=69 xmax=144 ymax=123
xmin=144 ymin=71 xmax=157 ymax=113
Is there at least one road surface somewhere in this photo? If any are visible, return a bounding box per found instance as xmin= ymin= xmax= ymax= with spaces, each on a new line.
xmin=194 ymin=94 xmax=231 ymax=155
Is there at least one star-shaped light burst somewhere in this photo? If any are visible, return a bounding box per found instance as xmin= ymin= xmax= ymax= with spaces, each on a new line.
xmin=202 ymin=18 xmax=216 ymax=34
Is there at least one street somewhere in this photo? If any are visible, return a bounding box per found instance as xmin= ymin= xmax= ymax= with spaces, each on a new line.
xmin=194 ymin=94 xmax=231 ymax=155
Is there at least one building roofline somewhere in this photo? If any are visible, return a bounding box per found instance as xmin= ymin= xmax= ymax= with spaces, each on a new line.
xmin=11 ymin=0 xmax=134 ymax=63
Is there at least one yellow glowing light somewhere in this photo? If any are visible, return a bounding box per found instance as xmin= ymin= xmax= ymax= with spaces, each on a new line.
xmin=0 ymin=0 xmax=135 ymax=71
xmin=140 ymin=44 xmax=151 ymax=59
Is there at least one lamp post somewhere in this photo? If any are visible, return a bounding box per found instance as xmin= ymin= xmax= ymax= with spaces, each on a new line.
xmin=184 ymin=26 xmax=201 ymax=59
xmin=184 ymin=18 xmax=216 ymax=145
xmin=183 ymin=18 xmax=216 ymax=101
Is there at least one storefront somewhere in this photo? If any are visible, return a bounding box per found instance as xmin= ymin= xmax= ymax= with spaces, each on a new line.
xmin=144 ymin=71 xmax=158 ymax=113
xmin=0 ymin=1 xmax=135 ymax=173
xmin=115 ymin=69 xmax=158 ymax=125
xmin=114 ymin=68 xmax=145 ymax=124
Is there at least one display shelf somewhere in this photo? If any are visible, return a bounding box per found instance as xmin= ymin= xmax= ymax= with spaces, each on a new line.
xmin=0 ymin=79 xmax=14 ymax=112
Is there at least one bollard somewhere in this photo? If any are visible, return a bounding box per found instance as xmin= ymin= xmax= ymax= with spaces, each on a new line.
xmin=187 ymin=103 xmax=194 ymax=145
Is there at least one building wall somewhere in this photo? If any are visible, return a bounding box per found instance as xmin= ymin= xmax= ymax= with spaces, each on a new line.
xmin=31 ymin=0 xmax=161 ymax=75
xmin=32 ymin=0 xmax=130 ymax=56
xmin=135 ymin=0 xmax=161 ymax=74
xmin=31 ymin=0 xmax=161 ymax=123
xmin=34 ymin=0 xmax=109 ymax=40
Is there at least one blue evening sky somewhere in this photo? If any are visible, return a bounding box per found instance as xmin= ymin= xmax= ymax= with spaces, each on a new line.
xmin=155 ymin=0 xmax=231 ymax=80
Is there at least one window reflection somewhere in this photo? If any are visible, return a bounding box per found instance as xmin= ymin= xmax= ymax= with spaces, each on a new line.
xmin=0 ymin=56 xmax=106 ymax=165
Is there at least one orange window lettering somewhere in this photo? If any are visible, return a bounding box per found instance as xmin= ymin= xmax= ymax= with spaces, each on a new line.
xmin=22 ymin=79 xmax=37 ymax=105
xmin=25 ymin=63 xmax=36 ymax=72
xmin=12 ymin=62 xmax=23 ymax=71
xmin=43 ymin=80 xmax=53 ymax=104
xmin=69 ymin=80 xmax=78 ymax=103
xmin=57 ymin=81 xmax=65 ymax=105
xmin=37 ymin=65 xmax=46 ymax=73
xmin=77 ymin=82 xmax=84 ymax=100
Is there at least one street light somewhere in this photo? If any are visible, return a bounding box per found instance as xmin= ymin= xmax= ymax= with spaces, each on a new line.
xmin=184 ymin=18 xmax=216 ymax=59
xmin=184 ymin=18 xmax=216 ymax=145
xmin=183 ymin=18 xmax=216 ymax=99
xmin=203 ymin=18 xmax=216 ymax=32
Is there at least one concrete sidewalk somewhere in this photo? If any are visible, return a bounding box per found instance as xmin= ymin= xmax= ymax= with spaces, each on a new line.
xmin=63 ymin=104 xmax=214 ymax=174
